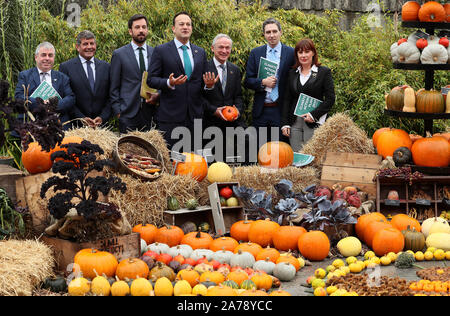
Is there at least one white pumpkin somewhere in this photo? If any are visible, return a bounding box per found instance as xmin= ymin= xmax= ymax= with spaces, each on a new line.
xmin=190 ymin=249 xmax=214 ymax=261
xmin=397 ymin=42 xmax=421 ymax=64
xmin=253 ymin=259 xmax=276 ymax=275
xmin=421 ymin=217 xmax=449 ymax=238
xmin=390 ymin=42 xmax=399 ymax=63
xmin=272 ymin=262 xmax=296 ymax=281
xmin=426 ymin=233 xmax=450 ymax=251
xmin=428 ymin=221 xmax=450 ymax=235
xmin=146 ymin=242 xmax=170 ymax=254
xmin=447 ymin=45 xmax=450 ymax=64
xmin=421 ymin=44 xmax=449 ymax=64
xmin=230 ymin=250 xmax=255 ymax=268
xmin=212 ymin=250 xmax=234 ymax=264
xmin=168 ymin=244 xmax=193 ymax=258
xmin=140 ymin=239 xmax=148 ymax=255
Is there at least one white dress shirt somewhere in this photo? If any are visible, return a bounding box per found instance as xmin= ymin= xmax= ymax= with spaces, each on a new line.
xmin=38 ymin=68 xmax=52 ymax=86
xmin=78 ymin=55 xmax=96 ymax=81
xmin=131 ymin=41 xmax=148 ymax=71
xmin=167 ymin=39 xmax=195 ymax=89
xmin=213 ymin=57 xmax=226 ymax=83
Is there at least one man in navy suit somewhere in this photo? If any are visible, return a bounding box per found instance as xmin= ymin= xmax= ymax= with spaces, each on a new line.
xmin=14 ymin=42 xmax=75 ymax=130
xmin=244 ymin=18 xmax=295 ymax=148
xmin=148 ymin=11 xmax=210 ymax=150
xmin=59 ymin=30 xmax=111 ymax=128
xmin=110 ymin=14 xmax=158 ymax=133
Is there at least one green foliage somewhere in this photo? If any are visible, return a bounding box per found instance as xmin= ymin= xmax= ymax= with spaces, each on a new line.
xmin=2 ymin=0 xmax=449 ymax=140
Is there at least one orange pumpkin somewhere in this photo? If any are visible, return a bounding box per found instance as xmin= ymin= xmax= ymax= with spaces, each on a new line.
xmin=372 ymin=127 xmax=391 ymax=148
xmin=174 ymin=152 xmax=208 ymax=182
xmin=372 ymin=228 xmax=405 ymax=256
xmin=276 ymin=253 xmax=300 ymax=271
xmin=132 ymin=223 xmax=158 ymax=245
xmin=411 ymin=136 xmax=450 ymax=167
xmin=390 ymin=214 xmax=421 ymax=232
xmin=234 ymin=242 xmax=263 ymax=259
xmin=154 ymin=225 xmax=184 ymax=247
xmin=21 ymin=142 xmax=53 ymax=174
xmin=416 ymin=90 xmax=445 ymax=113
xmin=444 ymin=3 xmax=450 ymax=22
xmin=376 ymin=129 xmax=412 ymax=159
xmin=402 ymin=1 xmax=421 ymax=21
xmin=51 ymin=136 xmax=84 ymax=162
xmin=433 ymin=132 xmax=450 ymax=142
xmin=272 ymin=225 xmax=307 ymax=251
xmin=257 ymin=141 xmax=294 ymax=169
xmin=230 ymin=218 xmax=253 ymax=242
xmin=73 ymin=248 xmax=118 ymax=280
xmin=250 ymin=272 xmax=273 ymax=290
xmin=255 ymin=246 xmax=280 ymax=263
xmin=226 ymin=269 xmax=249 ymax=286
xmin=209 ymin=237 xmax=239 ymax=252
xmin=222 ymin=106 xmax=239 ymax=121
xmin=297 ymin=231 xmax=330 ymax=261
xmin=363 ymin=220 xmax=393 ymax=248
xmin=176 ymin=267 xmax=200 ymax=287
xmin=247 ymin=218 xmax=280 ymax=247
xmin=409 ymin=133 xmax=423 ymax=143
xmin=418 ymin=1 xmax=446 ymax=22
xmin=200 ymin=271 xmax=226 ymax=284
xmin=180 ymin=230 xmax=213 ymax=250
xmin=115 ymin=258 xmax=149 ymax=280
xmin=355 ymin=212 xmax=388 ymax=240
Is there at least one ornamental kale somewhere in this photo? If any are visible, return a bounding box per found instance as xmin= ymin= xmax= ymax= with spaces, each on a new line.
xmin=40 ymin=140 xmax=126 ymax=220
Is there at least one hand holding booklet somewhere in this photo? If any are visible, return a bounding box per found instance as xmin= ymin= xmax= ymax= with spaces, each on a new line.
xmin=294 ymin=93 xmax=327 ymax=125
xmin=257 ymin=57 xmax=279 ymax=92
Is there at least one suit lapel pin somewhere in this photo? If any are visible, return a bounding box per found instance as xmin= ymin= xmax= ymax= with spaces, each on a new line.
xmin=230 ymin=71 xmax=233 ymax=75
xmin=312 ymin=73 xmax=317 ymax=78
xmin=194 ymin=50 xmax=198 ymax=54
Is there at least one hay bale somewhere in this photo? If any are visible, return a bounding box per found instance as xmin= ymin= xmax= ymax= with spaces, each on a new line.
xmin=0 ymin=239 xmax=54 ymax=296
xmin=301 ymin=113 xmax=375 ymax=168
xmin=232 ymin=165 xmax=320 ymax=196
xmin=65 ymin=126 xmax=118 ymax=160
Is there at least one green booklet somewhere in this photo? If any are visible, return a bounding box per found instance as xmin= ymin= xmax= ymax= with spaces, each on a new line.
xmin=292 ymin=152 xmax=315 ymax=167
xmin=257 ymin=57 xmax=278 ymax=92
xmin=30 ymin=81 xmax=61 ymax=100
xmin=294 ymin=93 xmax=322 ymax=117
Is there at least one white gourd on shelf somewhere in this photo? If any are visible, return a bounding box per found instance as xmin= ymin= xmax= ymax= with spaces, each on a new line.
xmin=397 ymin=42 xmax=421 ymax=63
xmin=390 ymin=42 xmax=399 ymax=63
xmin=421 ymin=43 xmax=449 ymax=64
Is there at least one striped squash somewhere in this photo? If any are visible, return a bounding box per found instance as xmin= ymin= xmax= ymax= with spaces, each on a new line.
xmin=416 ymin=89 xmax=445 ymax=113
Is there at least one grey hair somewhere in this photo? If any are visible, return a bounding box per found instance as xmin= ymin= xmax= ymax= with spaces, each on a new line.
xmin=262 ymin=18 xmax=282 ymax=34
xmin=35 ymin=42 xmax=55 ymax=56
xmin=76 ymin=30 xmax=96 ymax=45
xmin=212 ymin=34 xmax=233 ymax=47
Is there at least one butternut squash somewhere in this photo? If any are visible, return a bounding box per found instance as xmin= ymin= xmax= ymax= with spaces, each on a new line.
xmin=446 ymin=91 xmax=450 ymax=113
xmin=403 ymin=87 xmax=416 ymax=112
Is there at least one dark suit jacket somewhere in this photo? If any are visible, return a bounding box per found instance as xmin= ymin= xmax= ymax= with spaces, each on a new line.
xmin=203 ymin=59 xmax=245 ymax=127
xmin=148 ymin=40 xmax=208 ymax=123
xmin=14 ymin=67 xmax=75 ymax=125
xmin=109 ymin=43 xmax=154 ymax=119
xmin=281 ymin=65 xmax=335 ymax=128
xmin=59 ymin=57 xmax=111 ymax=125
xmin=244 ymin=43 xmax=295 ymax=120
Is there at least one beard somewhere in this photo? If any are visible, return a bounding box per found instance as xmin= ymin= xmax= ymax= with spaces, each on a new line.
xmin=133 ymin=32 xmax=147 ymax=44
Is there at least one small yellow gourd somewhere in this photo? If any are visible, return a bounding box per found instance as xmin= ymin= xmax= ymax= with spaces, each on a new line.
xmin=90 ymin=275 xmax=111 ymax=296
xmin=403 ymin=87 xmax=416 ymax=112
xmin=130 ymin=277 xmax=153 ymax=296
xmin=68 ymin=277 xmax=91 ymax=296
xmin=192 ymin=284 xmax=208 ymax=296
xmin=174 ymin=279 xmax=192 ymax=296
xmin=154 ymin=277 xmax=174 ymax=296
xmin=111 ymin=279 xmax=130 ymax=296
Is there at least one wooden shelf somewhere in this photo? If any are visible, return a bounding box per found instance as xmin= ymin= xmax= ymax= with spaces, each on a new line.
xmin=384 ymin=109 xmax=450 ymax=120
xmin=392 ymin=63 xmax=450 ymax=71
xmin=401 ymin=21 xmax=450 ymax=30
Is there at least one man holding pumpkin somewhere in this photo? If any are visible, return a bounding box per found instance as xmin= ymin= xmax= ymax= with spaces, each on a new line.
xmin=202 ymin=34 xmax=251 ymax=163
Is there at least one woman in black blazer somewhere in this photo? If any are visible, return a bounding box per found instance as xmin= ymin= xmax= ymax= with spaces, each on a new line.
xmin=281 ymin=38 xmax=335 ymax=151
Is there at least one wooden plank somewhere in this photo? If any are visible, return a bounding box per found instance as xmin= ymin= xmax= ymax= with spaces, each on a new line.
xmin=323 ymin=152 xmax=382 ymax=169
xmin=0 ymin=165 xmax=24 ymax=204
xmin=163 ymin=207 xmax=215 ymax=232
xmin=321 ymin=166 xmax=378 ymax=183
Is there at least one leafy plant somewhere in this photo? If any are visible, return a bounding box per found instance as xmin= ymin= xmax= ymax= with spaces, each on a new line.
xmin=40 ymin=140 xmax=127 ymax=221
xmin=0 ymin=188 xmax=26 ymax=238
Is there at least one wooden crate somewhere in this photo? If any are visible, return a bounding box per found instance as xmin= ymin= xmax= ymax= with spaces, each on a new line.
xmin=320 ymin=152 xmax=382 ymax=200
xmin=0 ymin=164 xmax=24 ymax=204
xmin=208 ymin=182 xmax=244 ymax=236
xmin=164 ymin=206 xmax=215 ymax=231
xmin=41 ymin=233 xmax=140 ymax=272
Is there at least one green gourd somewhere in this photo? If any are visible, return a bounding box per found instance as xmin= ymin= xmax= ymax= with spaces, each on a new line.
xmin=167 ymin=196 xmax=180 ymax=211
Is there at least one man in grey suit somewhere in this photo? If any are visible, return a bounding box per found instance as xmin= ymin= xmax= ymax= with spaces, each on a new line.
xmin=110 ymin=14 xmax=158 ymax=133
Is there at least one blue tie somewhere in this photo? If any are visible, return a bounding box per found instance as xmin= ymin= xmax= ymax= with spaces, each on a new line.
xmin=268 ymin=48 xmax=279 ymax=102
xmin=86 ymin=60 xmax=95 ymax=92
xmin=181 ymin=45 xmax=192 ymax=79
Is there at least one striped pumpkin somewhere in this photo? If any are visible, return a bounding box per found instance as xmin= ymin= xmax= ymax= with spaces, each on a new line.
xmin=416 ymin=89 xmax=445 ymax=113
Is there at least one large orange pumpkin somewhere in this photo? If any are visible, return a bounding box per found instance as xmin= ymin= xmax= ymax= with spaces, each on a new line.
xmin=247 ymin=218 xmax=280 ymax=247
xmin=363 ymin=220 xmax=393 ymax=248
xmin=376 ymin=129 xmax=412 ymax=159
xmin=181 ymin=230 xmax=213 ymax=250
xmin=298 ymin=231 xmax=330 ymax=261
xmin=372 ymin=127 xmax=391 ymax=148
xmin=230 ymin=218 xmax=253 ymax=242
xmin=209 ymin=237 xmax=239 ymax=252
xmin=372 ymin=228 xmax=405 ymax=256
xmin=257 ymin=141 xmax=293 ymax=169
xmin=255 ymin=246 xmax=280 ymax=263
xmin=445 ymin=3 xmax=450 ymax=22
xmin=174 ymin=152 xmax=208 ymax=182
xmin=132 ymin=223 xmax=158 ymax=245
xmin=73 ymin=248 xmax=118 ymax=279
xmin=51 ymin=136 xmax=84 ymax=163
xmin=355 ymin=212 xmax=387 ymax=240
xmin=418 ymin=1 xmax=446 ymax=22
xmin=411 ymin=136 xmax=450 ymax=167
xmin=154 ymin=225 xmax=185 ymax=247
xmin=272 ymin=225 xmax=307 ymax=251
xmin=390 ymin=214 xmax=421 ymax=232
xmin=115 ymin=258 xmax=149 ymax=280
xmin=21 ymin=142 xmax=53 ymax=174
xmin=402 ymin=1 xmax=421 ymax=21
xmin=234 ymin=242 xmax=263 ymax=259
xmin=416 ymin=90 xmax=445 ymax=113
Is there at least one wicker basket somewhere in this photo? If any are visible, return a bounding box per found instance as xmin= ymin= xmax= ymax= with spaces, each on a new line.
xmin=112 ymin=135 xmax=166 ymax=181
